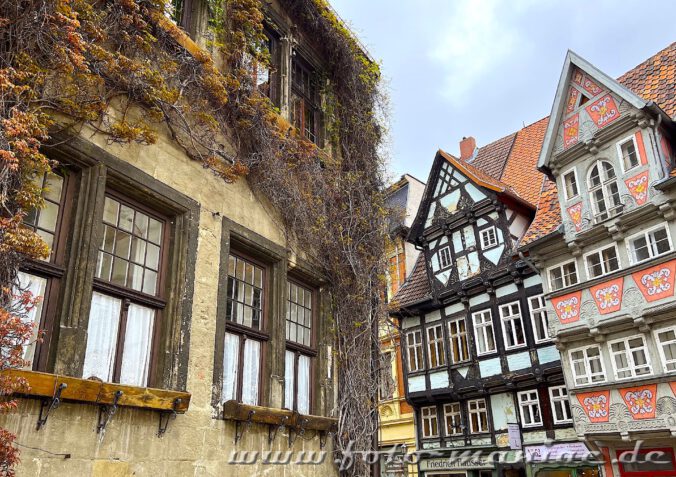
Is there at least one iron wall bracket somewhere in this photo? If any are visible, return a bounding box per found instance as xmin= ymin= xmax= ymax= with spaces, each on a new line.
xmin=234 ymin=410 xmax=255 ymax=444
xmin=36 ymin=382 xmax=67 ymax=430
xmin=157 ymin=398 xmax=182 ymax=437
xmin=97 ymin=390 xmax=123 ymax=434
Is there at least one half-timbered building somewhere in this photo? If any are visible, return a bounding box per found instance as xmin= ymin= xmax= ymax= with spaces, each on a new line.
xmin=521 ymin=43 xmax=676 ymax=477
xmin=391 ymin=130 xmax=595 ymax=477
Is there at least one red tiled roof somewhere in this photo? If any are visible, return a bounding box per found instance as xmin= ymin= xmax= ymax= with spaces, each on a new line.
xmin=520 ymin=177 xmax=560 ymax=246
xmin=500 ymin=117 xmax=549 ymax=206
xmin=467 ymin=132 xmax=517 ymax=180
xmin=390 ymin=252 xmax=431 ymax=309
xmin=617 ymin=42 xmax=676 ymax=118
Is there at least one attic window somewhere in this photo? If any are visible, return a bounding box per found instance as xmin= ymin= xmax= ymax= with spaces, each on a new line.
xmin=578 ymin=93 xmax=591 ymax=107
xmin=439 ymin=246 xmax=452 ymax=269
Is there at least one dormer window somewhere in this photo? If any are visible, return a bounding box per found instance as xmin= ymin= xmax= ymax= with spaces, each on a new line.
xmin=588 ymin=160 xmax=621 ymax=222
xmin=439 ymin=246 xmax=452 ymax=269
xmin=617 ymin=136 xmax=640 ymax=172
xmin=479 ymin=227 xmax=498 ymax=249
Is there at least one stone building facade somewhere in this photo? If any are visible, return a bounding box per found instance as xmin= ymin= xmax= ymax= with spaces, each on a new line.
xmin=0 ymin=1 xmax=369 ymax=475
xmin=521 ymin=44 xmax=676 ymax=477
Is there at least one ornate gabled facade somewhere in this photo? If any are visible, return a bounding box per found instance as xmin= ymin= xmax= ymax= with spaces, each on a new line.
xmin=521 ymin=43 xmax=676 ymax=477
xmin=391 ymin=129 xmax=595 ymax=477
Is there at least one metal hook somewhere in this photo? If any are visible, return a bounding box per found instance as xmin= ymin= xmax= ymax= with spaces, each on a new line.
xmin=158 ymin=398 xmax=182 ymax=437
xmin=36 ymin=383 xmax=67 ymax=430
xmin=97 ymin=390 xmax=123 ymax=434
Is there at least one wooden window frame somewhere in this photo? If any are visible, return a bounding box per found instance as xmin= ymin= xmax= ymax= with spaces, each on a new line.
xmin=626 ymin=223 xmax=673 ymax=265
xmin=290 ymin=53 xmax=322 ymax=146
xmin=420 ymin=405 xmax=439 ymax=438
xmin=617 ymin=134 xmax=641 ymax=174
xmin=479 ymin=226 xmax=498 ymax=249
xmin=562 ymin=167 xmax=579 ymax=201
xmin=528 ymin=294 xmax=551 ymax=344
xmin=608 ymin=335 xmax=652 ymax=381
xmin=498 ymin=301 xmax=526 ymax=350
xmin=654 ymin=325 xmax=676 ymax=374
xmin=587 ymin=160 xmax=622 ymax=222
xmin=406 ymin=329 xmax=424 ymax=372
xmin=584 ymin=243 xmax=621 ymax=279
xmin=426 ymin=323 xmax=446 ymax=369
xmin=517 ymin=389 xmax=542 ymax=428
xmin=467 ymin=398 xmax=489 ymax=433
xmin=447 ymin=316 xmax=469 ymax=364
xmin=472 ymin=309 xmax=496 ymax=356
xmin=569 ymin=344 xmax=606 ymax=386
xmin=549 ymin=385 xmax=572 ymax=424
xmin=547 ymin=259 xmax=579 ymax=291
xmin=443 ymin=402 xmax=463 ymax=437
xmin=285 ymin=277 xmax=317 ymax=414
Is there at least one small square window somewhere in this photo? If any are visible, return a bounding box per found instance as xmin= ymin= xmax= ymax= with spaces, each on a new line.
xmin=548 ymin=261 xmax=579 ymax=291
xmin=584 ymin=244 xmax=620 ymax=279
xmin=480 ymin=227 xmax=498 ymax=249
xmin=562 ymin=169 xmax=579 ymax=200
xmin=627 ymin=224 xmax=672 ymax=264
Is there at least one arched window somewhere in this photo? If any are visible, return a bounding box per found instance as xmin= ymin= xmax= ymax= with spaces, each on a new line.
xmin=588 ymin=160 xmax=621 ymax=221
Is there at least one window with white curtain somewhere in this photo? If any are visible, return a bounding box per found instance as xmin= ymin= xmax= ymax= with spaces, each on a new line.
xmin=285 ymin=280 xmax=315 ymax=414
xmin=83 ymin=194 xmax=166 ymax=387
xmin=13 ymin=272 xmax=48 ymax=368
xmin=221 ymin=252 xmax=267 ymax=405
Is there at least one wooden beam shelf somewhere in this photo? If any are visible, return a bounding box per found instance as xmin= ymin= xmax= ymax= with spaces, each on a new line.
xmin=222 ymin=400 xmax=338 ymax=432
xmin=3 ymin=369 xmax=191 ymax=413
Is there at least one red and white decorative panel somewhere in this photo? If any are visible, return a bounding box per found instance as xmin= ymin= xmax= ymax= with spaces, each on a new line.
xmin=579 ymin=75 xmax=603 ymax=97
xmin=619 ymin=384 xmax=657 ymax=420
xmin=563 ymin=114 xmax=580 ymax=149
xmin=551 ymin=291 xmax=582 ymax=325
xmin=590 ymin=277 xmax=623 ymax=315
xmin=576 ymin=390 xmax=610 ymax=423
xmin=634 ymin=131 xmax=648 ymax=166
xmin=631 ymin=259 xmax=676 ymax=303
xmin=566 ymin=201 xmax=583 ymax=231
xmin=624 ymin=170 xmax=650 ymax=206
xmin=566 ymin=87 xmax=580 ymax=114
xmin=585 ymin=94 xmax=621 ymax=128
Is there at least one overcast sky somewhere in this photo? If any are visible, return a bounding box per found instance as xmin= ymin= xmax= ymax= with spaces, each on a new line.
xmin=330 ymin=0 xmax=676 ymax=185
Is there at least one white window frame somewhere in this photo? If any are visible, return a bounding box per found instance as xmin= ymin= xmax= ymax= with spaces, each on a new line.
xmin=448 ymin=317 xmax=470 ymax=364
xmin=548 ymin=385 xmax=572 ymax=424
xmin=499 ymin=301 xmax=526 ymax=350
xmin=479 ymin=226 xmax=498 ymax=249
xmin=608 ymin=335 xmax=652 ymax=381
xmin=587 ymin=160 xmax=622 ymax=222
xmin=421 ymin=406 xmax=439 ymax=438
xmin=528 ymin=294 xmax=551 ymax=344
xmin=517 ymin=390 xmax=542 ymax=428
xmin=547 ymin=259 xmax=579 ymax=292
xmin=569 ymin=345 xmax=606 ymax=386
xmin=562 ymin=167 xmax=579 ymax=201
xmin=625 ymin=223 xmax=673 ymax=265
xmin=616 ymin=134 xmax=641 ymax=174
xmin=472 ymin=309 xmax=496 ymax=356
xmin=439 ymin=246 xmax=452 ymax=270
xmin=654 ymin=325 xmax=676 ymax=374
xmin=443 ymin=402 xmax=463 ymax=436
xmin=468 ymin=398 xmax=489 ymax=433
xmin=583 ymin=243 xmax=621 ymax=279
xmin=426 ymin=323 xmax=446 ymax=369
xmin=406 ymin=330 xmax=424 ymax=372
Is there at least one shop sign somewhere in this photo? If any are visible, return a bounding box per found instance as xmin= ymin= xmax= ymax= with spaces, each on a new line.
xmin=507 ymin=423 xmax=522 ymax=450
xmin=419 ymin=455 xmax=493 ymax=471
xmin=524 ymin=443 xmax=592 ymax=462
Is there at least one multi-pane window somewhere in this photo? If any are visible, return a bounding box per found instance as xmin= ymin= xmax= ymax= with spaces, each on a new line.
xmin=96 ymin=196 xmax=163 ymax=295
xmin=627 ymin=224 xmax=672 ymax=264
xmin=468 ymin=399 xmax=489 ymax=433
xmin=655 ymin=327 xmax=676 ymax=373
xmin=285 ymin=281 xmax=315 ymax=414
xmin=291 ymin=56 xmax=321 ymax=145
xmin=406 ymin=330 xmax=424 ymax=372
xmin=479 ymin=227 xmax=498 ymax=249
xmin=439 ymin=246 xmax=452 ymax=269
xmin=84 ymin=195 xmax=166 ymax=387
xmin=549 ymin=385 xmax=572 ymax=424
xmin=584 ymin=244 xmax=620 ymax=279
xmin=562 ymin=169 xmax=579 ymax=200
xmin=618 ymin=136 xmax=639 ymax=171
xmin=499 ymin=302 xmax=526 ymax=349
xmin=472 ymin=310 xmax=496 ymax=355
xmin=221 ymin=253 xmax=266 ymax=405
xmin=448 ymin=317 xmax=469 ymax=364
xmin=517 ymin=390 xmax=542 ymax=428
xmin=254 ymin=31 xmax=277 ymax=102
xmin=548 ymin=260 xmax=579 ymax=291
xmin=378 ymin=351 xmax=395 ymax=400
xmin=426 ymin=324 xmax=446 ymax=368
xmin=609 ymin=336 xmax=652 ymax=380
xmin=24 ymin=172 xmax=65 ymax=258
xmin=570 ymin=345 xmax=606 ymax=386
xmin=529 ymin=295 xmax=550 ymax=343
xmin=13 ymin=272 xmax=48 ymax=368
xmin=444 ymin=403 xmax=463 ymax=436
xmin=421 ymin=406 xmax=439 ymax=438
xmin=588 ymin=160 xmax=621 ymax=221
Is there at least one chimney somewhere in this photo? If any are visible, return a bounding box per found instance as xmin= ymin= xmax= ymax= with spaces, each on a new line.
xmin=459 ymin=136 xmax=476 ymax=160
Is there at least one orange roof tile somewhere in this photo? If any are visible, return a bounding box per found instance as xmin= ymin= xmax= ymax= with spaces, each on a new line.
xmin=520 ymin=177 xmax=560 ymax=246
xmin=617 ymin=42 xmax=676 ymax=118
xmin=390 ymin=252 xmax=430 ymax=308
xmin=467 ymin=132 xmax=517 ymax=180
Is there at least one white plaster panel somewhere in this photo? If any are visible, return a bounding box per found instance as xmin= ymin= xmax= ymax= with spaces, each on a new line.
xmin=490 ymin=393 xmax=516 ymax=431
xmin=479 ymin=357 xmax=502 ymax=377
xmin=507 ymin=351 xmax=531 ymax=371
xmin=537 ymin=345 xmax=560 ymax=364
xmin=429 ymin=371 xmax=450 ymax=389
xmin=425 ymin=310 xmax=442 ymax=323
xmin=408 ymin=375 xmax=425 ymax=392
xmin=524 ymin=275 xmax=542 ymax=288
xmin=444 ymin=303 xmax=465 ymax=316
xmin=402 ymin=317 xmax=420 ymax=329
xmin=469 ymin=293 xmax=490 ymax=308
xmin=496 ymin=283 xmax=518 ymax=298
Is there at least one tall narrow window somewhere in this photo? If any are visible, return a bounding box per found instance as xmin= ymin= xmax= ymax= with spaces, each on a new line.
xmin=499 ymin=301 xmax=526 ymax=349
xmin=627 ymin=224 xmax=672 ymax=264
xmin=426 ymin=324 xmax=446 ymax=368
xmin=83 ymin=195 xmax=167 ymax=387
xmin=468 ymin=399 xmax=489 ymax=433
xmin=562 ymin=169 xmax=579 ymax=201
xmin=406 ymin=330 xmax=424 ymax=372
xmin=291 ymin=55 xmax=322 ymax=145
xmin=655 ymin=326 xmax=676 ymax=373
xmin=444 ymin=403 xmax=463 ymax=436
xmin=618 ymin=136 xmax=640 ymax=172
xmin=12 ymin=272 xmax=48 ymax=368
xmin=284 ymin=280 xmax=315 ymax=414
xmin=608 ymin=336 xmax=652 ymax=380
xmin=588 ymin=160 xmax=621 ymax=221
xmin=439 ymin=246 xmax=452 ymax=269
xmin=472 ymin=310 xmax=496 ymax=355
xmin=529 ymin=294 xmax=551 ymax=344
xmin=569 ymin=345 xmax=606 ymax=386
xmin=549 ymin=386 xmax=572 ymax=424
xmin=24 ymin=172 xmax=66 ymax=259
xmin=518 ymin=390 xmax=542 ymax=428
xmin=220 ymin=253 xmax=266 ymax=405
xmin=584 ymin=244 xmax=620 ymax=279
xmin=378 ymin=351 xmax=395 ymax=400
xmin=448 ymin=317 xmax=469 ymax=364
xmin=421 ymin=406 xmax=439 ymax=438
